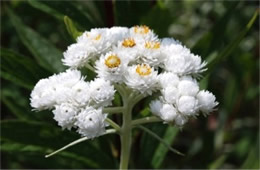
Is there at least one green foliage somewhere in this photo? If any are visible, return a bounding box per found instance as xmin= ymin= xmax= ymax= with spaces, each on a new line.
xmin=1 ymin=1 xmax=259 ymax=169
xmin=63 ymin=16 xmax=83 ymax=41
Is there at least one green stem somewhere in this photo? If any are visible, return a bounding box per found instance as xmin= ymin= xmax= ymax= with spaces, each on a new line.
xmin=103 ymin=106 xmax=124 ymax=114
xmin=45 ymin=129 xmax=116 ymax=158
xmin=131 ymin=116 xmax=162 ymax=127
xmin=119 ymin=91 xmax=133 ymax=170
xmin=105 ymin=118 xmax=121 ymax=132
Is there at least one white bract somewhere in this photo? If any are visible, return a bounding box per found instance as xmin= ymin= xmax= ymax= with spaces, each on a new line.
xmin=30 ymin=25 xmax=218 ymax=138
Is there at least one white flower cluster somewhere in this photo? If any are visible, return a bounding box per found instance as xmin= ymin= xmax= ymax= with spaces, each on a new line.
xmin=31 ymin=25 xmax=218 ymax=138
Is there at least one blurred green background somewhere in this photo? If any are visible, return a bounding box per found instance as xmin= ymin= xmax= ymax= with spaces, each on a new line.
xmin=1 ymin=0 xmax=259 ymax=169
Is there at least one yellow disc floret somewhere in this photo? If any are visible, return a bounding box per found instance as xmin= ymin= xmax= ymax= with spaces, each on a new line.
xmin=86 ymin=33 xmax=101 ymax=41
xmin=136 ymin=64 xmax=152 ymax=76
xmin=94 ymin=34 xmax=101 ymax=41
xmin=134 ymin=25 xmax=150 ymax=34
xmin=145 ymin=41 xmax=160 ymax=49
xmin=122 ymin=38 xmax=136 ymax=47
xmin=105 ymin=54 xmax=121 ymax=68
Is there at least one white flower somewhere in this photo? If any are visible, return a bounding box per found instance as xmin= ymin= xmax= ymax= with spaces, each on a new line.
xmin=30 ymin=78 xmax=57 ymax=110
xmin=197 ymin=90 xmax=218 ymax=114
xmin=129 ymin=25 xmax=158 ymax=42
xmin=77 ymin=28 xmax=111 ymax=56
xmin=161 ymin=38 xmax=180 ymax=46
xmin=95 ymin=51 xmax=128 ymax=83
xmin=62 ymin=43 xmax=95 ymax=68
xmin=124 ymin=64 xmax=158 ymax=95
xmin=114 ymin=38 xmax=140 ymax=62
xmin=75 ymin=107 xmax=107 ymax=138
xmin=53 ymin=102 xmax=79 ymax=130
xmin=71 ymin=80 xmax=90 ymax=106
xmin=163 ymin=41 xmax=206 ymax=75
xmin=89 ymin=78 xmax=115 ymax=107
xmin=161 ymin=86 xmax=178 ymax=104
xmin=30 ymin=69 xmax=83 ymax=110
xmin=150 ymin=99 xmax=177 ymax=122
xmin=137 ymin=41 xmax=165 ymax=67
xmin=158 ymin=72 xmax=179 ymax=89
xmin=160 ymin=103 xmax=177 ymax=122
xmin=107 ymin=27 xmax=129 ymax=44
xmin=177 ymin=96 xmax=198 ymax=116
xmin=150 ymin=99 xmax=163 ymax=117
xmin=177 ymin=76 xmax=199 ymax=96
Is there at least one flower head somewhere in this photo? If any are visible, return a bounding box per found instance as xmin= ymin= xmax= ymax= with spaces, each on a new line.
xmin=31 ymin=25 xmax=218 ymax=137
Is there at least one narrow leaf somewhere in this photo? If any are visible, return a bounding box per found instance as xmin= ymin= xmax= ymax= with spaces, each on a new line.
xmin=0 ymin=141 xmax=99 ymax=168
xmin=28 ymin=1 xmax=98 ymax=29
xmin=45 ymin=129 xmax=116 ymax=158
xmin=137 ymin=125 xmax=184 ymax=156
xmin=7 ymin=8 xmax=65 ymax=73
xmin=64 ymin=16 xmax=83 ymax=41
xmin=205 ymin=9 xmax=259 ymax=75
xmin=151 ymin=126 xmax=179 ymax=168
xmin=0 ymin=48 xmax=50 ymax=89
xmin=0 ymin=120 xmax=116 ymax=168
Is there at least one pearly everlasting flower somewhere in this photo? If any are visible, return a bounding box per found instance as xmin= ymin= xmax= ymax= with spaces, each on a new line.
xmin=150 ymin=99 xmax=163 ymax=117
xmin=107 ymin=26 xmax=129 ymax=44
xmin=163 ymin=41 xmax=206 ymax=75
xmin=30 ymin=69 xmax=83 ymax=110
xmin=31 ymin=25 xmax=218 ymax=138
xmin=62 ymin=43 xmax=95 ymax=68
xmin=75 ymin=107 xmax=107 ymax=138
xmin=95 ymin=51 xmax=128 ymax=83
xmin=71 ymin=80 xmax=90 ymax=106
xmin=177 ymin=77 xmax=199 ymax=97
xmin=129 ymin=25 xmax=158 ymax=42
xmin=124 ymin=64 xmax=158 ymax=94
xmin=176 ymin=96 xmax=198 ymax=116
xmin=161 ymin=86 xmax=179 ymax=104
xmin=158 ymin=72 xmax=180 ymax=89
xmin=53 ymin=102 xmax=79 ymax=130
xmin=137 ymin=40 xmax=165 ymax=67
xmin=89 ymin=78 xmax=115 ymax=107
xmin=197 ymin=90 xmax=218 ymax=114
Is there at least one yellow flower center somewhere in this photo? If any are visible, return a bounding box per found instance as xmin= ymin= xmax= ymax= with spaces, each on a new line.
xmin=94 ymin=34 xmax=101 ymax=41
xmin=122 ymin=38 xmax=136 ymax=47
xmin=86 ymin=33 xmax=101 ymax=41
xmin=136 ymin=64 xmax=152 ymax=76
xmin=145 ymin=41 xmax=160 ymax=49
xmin=105 ymin=55 xmax=121 ymax=68
xmin=134 ymin=25 xmax=150 ymax=34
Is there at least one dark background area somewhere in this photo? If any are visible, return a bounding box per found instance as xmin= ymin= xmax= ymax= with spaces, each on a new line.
xmin=0 ymin=0 xmax=259 ymax=169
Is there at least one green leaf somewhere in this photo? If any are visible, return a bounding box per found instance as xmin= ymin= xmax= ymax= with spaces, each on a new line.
xmin=137 ymin=125 xmax=183 ymax=168
xmin=192 ymin=2 xmax=239 ymax=58
xmin=208 ymin=154 xmax=228 ymax=169
xmin=7 ymin=8 xmax=65 ymax=73
xmin=28 ymin=0 xmax=101 ymax=29
xmin=27 ymin=0 xmax=64 ymax=20
xmin=64 ymin=16 xmax=83 ymax=40
xmin=138 ymin=124 xmax=167 ymax=168
xmin=241 ymin=136 xmax=259 ymax=169
xmin=0 ymin=120 xmax=116 ymax=168
xmin=1 ymin=86 xmax=32 ymax=120
xmin=151 ymin=126 xmax=179 ymax=169
xmin=0 ymin=48 xmax=50 ymax=89
xmin=1 ymin=141 xmax=96 ymax=168
xmin=205 ymin=9 xmax=259 ymax=75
